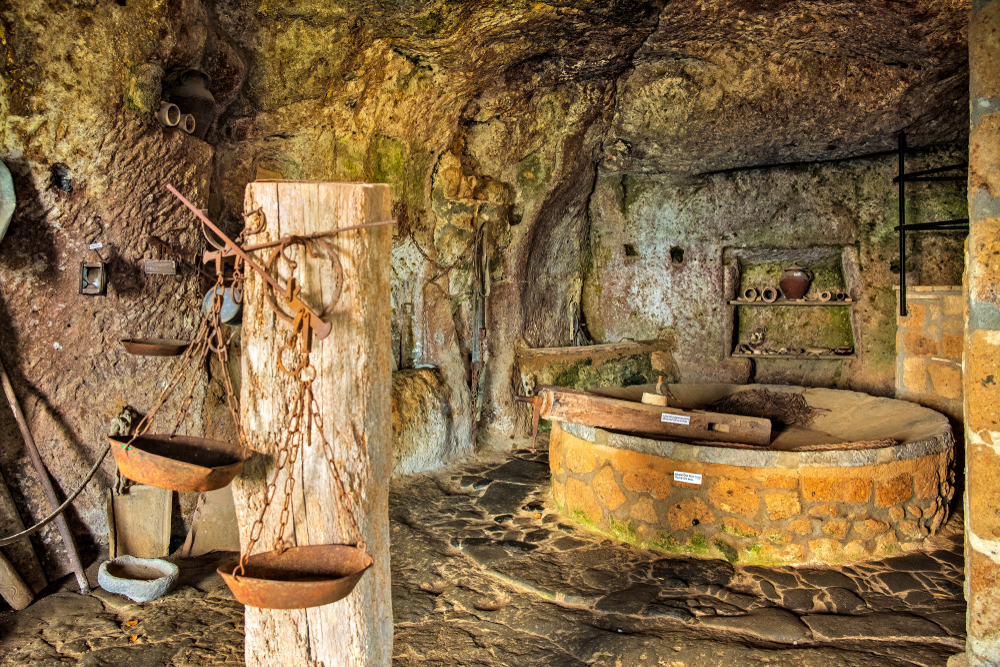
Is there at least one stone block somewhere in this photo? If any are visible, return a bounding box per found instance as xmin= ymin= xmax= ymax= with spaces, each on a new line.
xmin=803 ymin=476 xmax=870 ymax=503
xmin=944 ymin=295 xmax=963 ymax=316
xmin=789 ymin=519 xmax=813 ymax=534
xmin=761 ymin=475 xmax=798 ymax=489
xmin=392 ymin=369 xmax=465 ymax=476
xmin=970 ymin=217 xmax=1000 ymax=302
xmin=970 ymin=550 xmax=1000 ymax=648
xmin=549 ymin=429 xmax=565 ymax=475
xmin=888 ymin=506 xmax=905 ymax=522
xmin=927 ymin=363 xmax=962 ymax=400
xmin=902 ymin=358 xmax=928 ymax=394
xmin=898 ymin=520 xmax=928 ymax=540
xmin=922 ymin=500 xmax=939 ymax=518
xmin=720 ymin=517 xmax=758 ymax=539
xmin=967 ymin=329 xmax=1000 ymax=432
xmin=914 ymin=470 xmax=940 ymax=500
xmin=844 ymin=540 xmax=870 ymax=560
xmin=566 ymin=478 xmax=603 ymax=524
xmin=853 ymin=519 xmax=890 ymax=539
xmin=875 ymin=473 xmax=912 ymax=507
xmin=762 ymin=543 xmax=805 ymax=563
xmin=904 ymin=330 xmax=940 ymax=357
xmin=906 ymin=504 xmax=922 ymax=518
xmin=898 ymin=304 xmax=926 ymax=329
xmin=942 ymin=333 xmax=964 ymax=359
xmin=552 ymin=479 xmax=566 ymax=506
xmin=822 ymin=520 xmax=850 ymax=539
xmin=709 ymin=478 xmax=760 ymax=517
xmin=809 ymin=539 xmax=845 ymax=562
xmin=667 ymin=498 xmax=715 ymax=532
xmin=876 ymin=531 xmax=900 ymax=556
xmin=808 ymin=504 xmax=839 ymax=517
xmin=971 ymin=113 xmax=1000 ymax=196
xmin=630 ymin=497 xmax=659 ymax=524
xmin=566 ymin=445 xmax=598 ymax=475
xmin=969 ymin=444 xmax=1000 ymax=542
xmin=622 ymin=467 xmax=671 ymax=499
xmin=593 ymin=467 xmax=625 ymax=510
xmin=767 ymin=531 xmax=792 ymax=545
xmin=765 ymin=491 xmax=801 ymax=520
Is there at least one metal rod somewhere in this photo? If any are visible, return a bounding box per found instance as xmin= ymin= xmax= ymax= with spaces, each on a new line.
xmin=894 ymin=219 xmax=970 ymax=231
xmin=898 ymin=131 xmax=907 ymax=317
xmin=903 ymin=176 xmax=967 ymax=182
xmin=239 ymin=219 xmax=397 ymax=253
xmin=891 ymin=162 xmax=967 ymax=183
xmin=166 ymin=184 xmax=291 ymax=298
xmin=0 ymin=355 xmax=90 ymax=594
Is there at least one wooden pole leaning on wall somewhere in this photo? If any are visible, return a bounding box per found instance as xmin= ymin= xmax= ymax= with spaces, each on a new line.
xmin=233 ymin=182 xmax=393 ymax=667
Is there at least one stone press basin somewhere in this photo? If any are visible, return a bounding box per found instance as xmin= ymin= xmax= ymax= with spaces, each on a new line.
xmin=549 ymin=383 xmax=955 ymax=565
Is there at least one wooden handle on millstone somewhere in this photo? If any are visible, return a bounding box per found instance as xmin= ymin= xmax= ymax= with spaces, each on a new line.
xmin=0 ymin=550 xmax=33 ymax=610
xmin=535 ymin=385 xmax=772 ymax=446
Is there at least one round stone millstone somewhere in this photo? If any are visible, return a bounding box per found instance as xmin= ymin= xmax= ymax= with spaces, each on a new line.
xmin=549 ymin=384 xmax=955 ymax=566
xmin=98 ymin=556 xmax=179 ymax=603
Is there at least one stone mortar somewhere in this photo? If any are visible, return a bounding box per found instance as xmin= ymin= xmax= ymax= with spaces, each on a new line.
xmin=98 ymin=556 xmax=180 ymax=603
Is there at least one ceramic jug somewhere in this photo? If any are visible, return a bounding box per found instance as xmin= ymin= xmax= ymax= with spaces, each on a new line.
xmin=168 ymin=70 xmax=215 ymax=141
xmin=779 ymin=264 xmax=812 ymax=300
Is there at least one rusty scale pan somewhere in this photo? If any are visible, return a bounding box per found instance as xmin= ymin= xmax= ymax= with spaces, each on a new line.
xmin=109 ymin=434 xmax=250 ymax=493
xmin=120 ymin=338 xmax=192 ymax=357
xmin=218 ymin=545 xmax=373 ymax=609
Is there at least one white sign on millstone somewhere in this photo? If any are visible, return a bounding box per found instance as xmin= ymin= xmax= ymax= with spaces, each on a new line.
xmin=661 ymin=412 xmax=691 ymax=425
xmin=674 ymin=471 xmax=703 ymax=485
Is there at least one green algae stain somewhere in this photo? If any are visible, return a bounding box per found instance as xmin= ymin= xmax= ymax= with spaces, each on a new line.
xmin=712 ymin=538 xmax=739 ymax=563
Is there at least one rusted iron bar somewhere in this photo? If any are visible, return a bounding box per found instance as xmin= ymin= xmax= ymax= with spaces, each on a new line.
xmin=240 ymin=219 xmax=397 ymax=253
xmin=201 ymin=219 xmax=396 ymax=266
xmin=165 ymin=184 xmax=333 ymax=339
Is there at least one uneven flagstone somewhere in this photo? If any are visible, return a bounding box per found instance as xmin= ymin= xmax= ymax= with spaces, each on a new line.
xmin=390 ymin=437 xmax=966 ymax=666
xmin=0 ymin=437 xmax=965 ymax=666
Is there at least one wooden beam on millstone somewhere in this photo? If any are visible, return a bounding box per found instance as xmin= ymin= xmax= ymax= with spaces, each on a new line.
xmin=233 ymin=182 xmax=393 ymax=667
xmin=534 ymin=385 xmax=772 ymax=446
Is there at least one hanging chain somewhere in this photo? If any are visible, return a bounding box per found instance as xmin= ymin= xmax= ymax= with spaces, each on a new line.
xmin=235 ymin=241 xmax=365 ymax=576
xmin=119 ymin=271 xmax=244 ymax=453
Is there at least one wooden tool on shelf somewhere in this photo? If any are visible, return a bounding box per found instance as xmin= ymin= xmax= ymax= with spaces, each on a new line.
xmin=520 ymin=385 xmax=772 ymax=448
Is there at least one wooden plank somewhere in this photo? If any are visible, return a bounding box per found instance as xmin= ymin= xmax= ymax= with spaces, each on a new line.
xmin=0 ymin=469 xmax=45 ymax=594
xmin=518 ymin=341 xmax=648 ymax=358
xmin=0 ymin=551 xmax=33 ymax=610
xmin=536 ymin=385 xmax=771 ymax=446
xmin=236 ymin=182 xmax=393 ymax=667
xmin=731 ymin=353 xmax=856 ymax=360
xmin=110 ymin=485 xmax=171 ymax=558
xmin=179 ymin=487 xmax=240 ymax=557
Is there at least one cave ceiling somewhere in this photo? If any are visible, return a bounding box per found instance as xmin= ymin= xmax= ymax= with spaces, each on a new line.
xmin=218 ymin=0 xmax=971 ymax=180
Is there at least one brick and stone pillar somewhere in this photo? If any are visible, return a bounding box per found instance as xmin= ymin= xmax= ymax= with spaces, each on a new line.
xmin=965 ymin=3 xmax=1000 ymax=664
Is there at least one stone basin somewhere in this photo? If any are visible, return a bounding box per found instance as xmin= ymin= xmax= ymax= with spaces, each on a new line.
xmin=549 ymin=383 xmax=955 ymax=565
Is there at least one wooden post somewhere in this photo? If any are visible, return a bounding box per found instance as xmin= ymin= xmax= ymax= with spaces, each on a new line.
xmin=233 ymin=182 xmax=393 ymax=666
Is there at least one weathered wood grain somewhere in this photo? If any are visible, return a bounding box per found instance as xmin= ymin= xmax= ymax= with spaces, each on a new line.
xmin=538 ymin=385 xmax=772 ymax=446
xmin=234 ymin=182 xmax=393 ymax=667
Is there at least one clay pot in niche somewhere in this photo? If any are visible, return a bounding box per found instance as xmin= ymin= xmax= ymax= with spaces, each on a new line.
xmin=779 ymin=264 xmax=812 ymax=300
xmin=168 ymin=70 xmax=215 ymax=140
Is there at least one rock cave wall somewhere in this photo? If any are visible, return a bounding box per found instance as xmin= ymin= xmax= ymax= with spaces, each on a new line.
xmin=0 ymin=0 xmax=972 ymax=576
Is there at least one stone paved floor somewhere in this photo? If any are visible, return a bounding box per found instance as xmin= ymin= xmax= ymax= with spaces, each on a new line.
xmin=0 ymin=438 xmax=967 ymax=666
